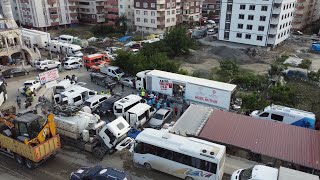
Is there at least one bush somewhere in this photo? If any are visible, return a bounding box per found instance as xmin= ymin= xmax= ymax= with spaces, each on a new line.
xmin=275 ymin=55 xmax=289 ymax=64
xmin=299 ymin=59 xmax=312 ymax=69
xmin=232 ymin=74 xmax=267 ymax=90
xmin=178 ymin=68 xmax=188 ymax=75
xmin=269 ymin=64 xmax=285 ymax=76
xmin=91 ymin=25 xmax=116 ymax=37
xmin=216 ymin=60 xmax=239 ymax=82
xmin=238 ymin=92 xmax=269 ymax=111
xmin=268 ymin=85 xmax=296 ymax=106
xmin=308 ymin=71 xmax=320 ymax=81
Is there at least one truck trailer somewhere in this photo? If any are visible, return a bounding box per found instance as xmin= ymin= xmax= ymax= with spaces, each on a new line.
xmin=22 ymin=28 xmax=50 ymax=48
xmin=135 ymin=70 xmax=237 ymax=110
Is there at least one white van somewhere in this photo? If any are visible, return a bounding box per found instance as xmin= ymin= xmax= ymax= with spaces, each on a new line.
xmin=83 ymin=95 xmax=110 ymax=111
xmin=100 ymin=66 xmax=124 ymax=79
xmin=53 ymin=79 xmax=76 ymax=94
xmin=58 ymin=35 xmax=74 ymax=44
xmin=54 ymin=86 xmax=97 ymax=106
xmin=113 ymin=94 xmax=146 ymax=117
xmin=125 ymin=103 xmax=156 ymax=128
xmin=251 ymin=104 xmax=316 ymax=129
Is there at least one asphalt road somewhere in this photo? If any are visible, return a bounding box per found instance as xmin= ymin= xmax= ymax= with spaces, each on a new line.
xmin=0 ymin=67 xmax=231 ymax=180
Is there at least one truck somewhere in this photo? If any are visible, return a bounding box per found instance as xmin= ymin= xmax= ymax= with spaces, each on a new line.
xmin=135 ymin=70 xmax=238 ymax=110
xmin=22 ymin=28 xmax=50 ymax=49
xmin=54 ymin=112 xmax=134 ymax=159
xmin=46 ymin=40 xmax=83 ymax=57
xmin=58 ymin=35 xmax=89 ymax=47
xmin=0 ymin=111 xmax=61 ymax=169
xmin=231 ymin=165 xmax=319 ymax=180
xmin=251 ymin=104 xmax=316 ymax=129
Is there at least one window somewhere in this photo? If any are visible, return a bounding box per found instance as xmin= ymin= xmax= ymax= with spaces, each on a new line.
xmin=172 ymin=10 xmax=175 ymax=14
xmin=258 ymin=26 xmax=265 ymax=31
xmin=190 ymin=2 xmax=194 ymax=6
xmin=151 ymin=3 xmax=155 ymax=8
xmin=224 ymin=32 xmax=229 ymax=39
xmin=245 ymin=34 xmax=251 ymax=39
xmin=227 ymin=4 xmax=232 ymax=11
xmin=271 ymin=114 xmax=284 ymax=121
xmin=143 ymin=2 xmax=148 ymax=8
xmin=261 ymin=6 xmax=268 ymax=11
xmin=240 ymin=4 xmax=245 ymax=10
xmin=226 ymin=14 xmax=231 ymax=21
xmin=137 ymin=18 xmax=140 ymax=22
xmin=151 ymin=19 xmax=155 ymax=23
xmin=260 ymin=16 xmax=266 ymax=21
xmin=151 ymin=11 xmax=155 ymax=16
xmin=136 ymin=10 xmax=140 ymax=14
xmin=171 ymin=18 xmax=175 ymax=22
xmin=238 ymin=24 xmax=243 ymax=29
xmin=239 ymin=14 xmax=244 ymax=19
xmin=144 ymin=11 xmax=148 ymax=15
xmin=167 ymin=18 xmax=170 ymax=23
xmin=120 ymin=5 xmax=123 ymax=8
xmin=167 ymin=11 xmax=170 ymax=15
xmin=172 ymin=2 xmax=176 ymax=7
xmin=73 ymin=96 xmax=81 ymax=103
xmin=259 ymin=112 xmax=269 ymax=117
xmin=136 ymin=2 xmax=140 ymax=7
xmin=249 ymin=5 xmax=255 ymax=10
xmin=236 ymin=33 xmax=242 ymax=38
xmin=247 ymin=25 xmax=253 ymax=30
xmin=248 ymin=15 xmax=254 ymax=20
xmin=225 ymin=23 xmax=230 ymax=29
xmin=144 ymin=18 xmax=148 ymax=23
xmin=167 ymin=2 xmax=170 ymax=8
xmin=257 ymin=36 xmax=263 ymax=41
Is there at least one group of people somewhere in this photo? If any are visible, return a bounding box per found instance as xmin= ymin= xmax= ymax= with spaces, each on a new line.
xmin=65 ymin=74 xmax=78 ymax=83
xmin=17 ymin=86 xmax=36 ymax=109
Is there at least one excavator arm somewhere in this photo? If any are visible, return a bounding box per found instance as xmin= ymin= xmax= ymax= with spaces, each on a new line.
xmin=24 ymin=114 xmax=57 ymax=146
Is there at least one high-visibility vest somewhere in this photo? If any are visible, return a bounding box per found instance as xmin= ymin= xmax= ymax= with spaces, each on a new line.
xmin=141 ymin=91 xmax=145 ymax=97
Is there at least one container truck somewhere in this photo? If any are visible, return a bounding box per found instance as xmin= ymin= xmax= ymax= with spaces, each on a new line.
xmin=135 ymin=70 xmax=238 ymax=110
xmin=46 ymin=40 xmax=83 ymax=57
xmin=54 ymin=112 xmax=134 ymax=159
xmin=231 ymin=165 xmax=319 ymax=180
xmin=22 ymin=28 xmax=50 ymax=49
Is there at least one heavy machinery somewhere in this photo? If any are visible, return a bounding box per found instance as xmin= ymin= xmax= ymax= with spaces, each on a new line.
xmin=0 ymin=108 xmax=60 ymax=169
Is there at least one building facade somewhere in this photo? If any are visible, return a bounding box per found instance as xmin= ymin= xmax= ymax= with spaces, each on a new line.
xmin=105 ymin=0 xmax=118 ymax=25
xmin=78 ymin=0 xmax=106 ymax=23
xmin=133 ymin=0 xmax=181 ymax=34
xmin=7 ymin=0 xmax=79 ymax=29
xmin=292 ymin=0 xmax=318 ymax=30
xmin=180 ymin=0 xmax=202 ymax=23
xmin=218 ymin=0 xmax=296 ymax=47
xmin=118 ymin=0 xmax=134 ymax=29
xmin=202 ymin=0 xmax=220 ymax=19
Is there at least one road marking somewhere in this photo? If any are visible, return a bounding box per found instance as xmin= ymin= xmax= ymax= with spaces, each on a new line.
xmin=0 ymin=164 xmax=32 ymax=180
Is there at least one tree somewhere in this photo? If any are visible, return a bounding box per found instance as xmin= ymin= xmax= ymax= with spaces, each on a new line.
xmin=239 ymin=92 xmax=268 ymax=110
xmin=91 ymin=25 xmax=115 ymax=37
xmin=115 ymin=15 xmax=128 ymax=34
xmin=268 ymin=85 xmax=296 ymax=106
xmin=217 ymin=60 xmax=239 ymax=82
xmin=164 ymin=26 xmax=194 ymax=57
xmin=299 ymin=59 xmax=312 ymax=69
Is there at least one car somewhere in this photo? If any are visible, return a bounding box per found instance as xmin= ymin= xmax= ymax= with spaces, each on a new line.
xmin=207 ymin=29 xmax=215 ymax=36
xmin=35 ymin=60 xmax=61 ymax=71
xmin=95 ymin=95 xmax=122 ymax=116
xmin=64 ymin=56 xmax=82 ymax=63
xmin=124 ymin=41 xmax=137 ymax=47
xmin=18 ymin=80 xmax=41 ymax=94
xmin=70 ymin=165 xmax=132 ymax=180
xmin=2 ymin=68 xmax=29 ymax=78
xmin=130 ymin=43 xmax=141 ymax=49
xmin=64 ymin=60 xmax=83 ymax=70
xmin=120 ymin=77 xmax=135 ymax=88
xmin=149 ymin=107 xmax=173 ymax=129
xmin=103 ymin=51 xmax=118 ymax=61
xmin=83 ymin=46 xmax=99 ymax=54
xmin=90 ymin=72 xmax=117 ymax=89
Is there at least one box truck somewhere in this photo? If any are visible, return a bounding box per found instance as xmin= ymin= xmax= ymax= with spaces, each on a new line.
xmin=22 ymin=28 xmax=50 ymax=48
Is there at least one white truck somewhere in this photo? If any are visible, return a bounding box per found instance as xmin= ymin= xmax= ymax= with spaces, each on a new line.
xmin=46 ymin=40 xmax=83 ymax=57
xmin=58 ymin=35 xmax=88 ymax=47
xmin=54 ymin=112 xmax=134 ymax=158
xmin=22 ymin=28 xmax=50 ymax=49
xmin=135 ymin=70 xmax=238 ymax=110
xmin=231 ymin=165 xmax=319 ymax=180
xmin=100 ymin=66 xmax=124 ymax=79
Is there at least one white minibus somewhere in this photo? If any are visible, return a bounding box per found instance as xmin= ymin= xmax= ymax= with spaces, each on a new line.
xmin=113 ymin=94 xmax=146 ymax=117
xmin=125 ymin=103 xmax=156 ymax=128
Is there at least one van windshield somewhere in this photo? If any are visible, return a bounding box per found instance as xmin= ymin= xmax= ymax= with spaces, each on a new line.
xmin=239 ymin=167 xmax=253 ymax=180
xmin=83 ymin=102 xmax=91 ymax=107
xmin=115 ymin=68 xmax=123 ymax=74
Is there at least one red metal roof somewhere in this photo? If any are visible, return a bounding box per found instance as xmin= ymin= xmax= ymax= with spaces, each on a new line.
xmin=199 ymin=110 xmax=320 ymax=170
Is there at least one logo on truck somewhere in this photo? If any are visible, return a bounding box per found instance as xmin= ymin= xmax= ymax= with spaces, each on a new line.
xmin=194 ymin=87 xmax=218 ymax=104
xmin=173 ymin=168 xmax=213 ymax=178
xmin=159 ymin=79 xmax=172 ymax=91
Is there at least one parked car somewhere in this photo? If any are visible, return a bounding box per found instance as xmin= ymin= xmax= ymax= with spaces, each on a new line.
xmin=149 ymin=107 xmax=173 ymax=129
xmin=120 ymin=77 xmax=135 ymax=88
xmin=95 ymin=95 xmax=122 ymax=116
xmin=2 ymin=68 xmax=29 ymax=78
xmin=64 ymin=60 xmax=82 ymax=70
xmin=70 ymin=165 xmax=132 ymax=180
xmin=104 ymin=51 xmax=117 ymax=61
xmin=207 ymin=29 xmax=215 ymax=36
xmin=83 ymin=46 xmax=99 ymax=54
xmin=64 ymin=56 xmax=82 ymax=63
xmin=18 ymin=80 xmax=41 ymax=94
xmin=90 ymin=72 xmax=117 ymax=89
xmin=36 ymin=60 xmax=61 ymax=71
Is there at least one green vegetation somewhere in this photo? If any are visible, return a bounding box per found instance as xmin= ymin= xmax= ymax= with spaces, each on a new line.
xmin=275 ymin=55 xmax=289 ymax=64
xmin=59 ymin=28 xmax=93 ymax=39
xmin=268 ymin=85 xmax=296 ymax=106
xmin=238 ymin=92 xmax=268 ymax=110
xmin=298 ymin=59 xmax=312 ymax=69
xmin=308 ymin=70 xmax=320 ymax=82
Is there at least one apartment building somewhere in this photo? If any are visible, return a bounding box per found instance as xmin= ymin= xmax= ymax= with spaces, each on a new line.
xmin=78 ymin=0 xmax=106 ymax=23
xmin=7 ymin=0 xmax=79 ymax=29
xmin=134 ymin=0 xmax=181 ymax=34
xmin=105 ymin=0 xmax=118 ymax=25
xmin=218 ymin=0 xmax=296 ymax=48
xmin=292 ymin=0 xmax=318 ymax=30
xmin=202 ymin=0 xmax=220 ymax=17
xmin=118 ymin=0 xmax=134 ymax=29
xmin=180 ymin=0 xmax=202 ymax=23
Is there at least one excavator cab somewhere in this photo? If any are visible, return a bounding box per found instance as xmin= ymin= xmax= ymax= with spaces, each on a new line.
xmin=13 ymin=113 xmax=43 ymax=143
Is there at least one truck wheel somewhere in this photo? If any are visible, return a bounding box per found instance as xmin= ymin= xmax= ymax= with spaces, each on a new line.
xmin=14 ymin=154 xmax=25 ymax=165
xmin=144 ymin=163 xmax=152 ymax=170
xmin=92 ymin=147 xmax=106 ymax=159
xmin=25 ymin=159 xmax=36 ymax=169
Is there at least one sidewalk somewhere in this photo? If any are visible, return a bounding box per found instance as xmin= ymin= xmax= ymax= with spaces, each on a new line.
xmin=225 ymin=155 xmax=258 ymax=175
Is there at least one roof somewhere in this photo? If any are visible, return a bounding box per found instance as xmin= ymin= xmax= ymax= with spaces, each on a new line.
xmin=199 ymin=110 xmax=320 ymax=170
xmin=278 ymin=167 xmax=319 ymax=180
xmin=85 ymin=95 xmax=107 ymax=103
xmin=127 ymin=103 xmax=151 ymax=115
xmin=85 ymin=53 xmax=104 ymax=58
xmin=115 ymin=94 xmax=142 ymax=106
xmin=170 ymin=104 xmax=213 ymax=136
xmin=156 ymin=108 xmax=171 ymax=115
xmin=118 ymin=36 xmax=132 ymax=42
xmin=61 ymin=86 xmax=91 ymax=97
xmin=136 ymin=128 xmax=225 ymax=161
xmin=106 ymin=116 xmax=131 ymax=138
xmin=147 ymin=70 xmax=237 ymax=92
xmin=15 ymin=113 xmax=40 ymax=123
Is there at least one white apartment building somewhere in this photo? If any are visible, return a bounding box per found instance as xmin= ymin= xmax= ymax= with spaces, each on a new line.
xmin=118 ymin=0 xmax=134 ymax=29
xmin=78 ymin=0 xmax=106 ymax=23
xmin=180 ymin=0 xmax=202 ymax=23
xmin=134 ymin=0 xmax=181 ymax=34
xmin=6 ymin=0 xmax=79 ymax=29
xmin=218 ymin=0 xmax=296 ymax=48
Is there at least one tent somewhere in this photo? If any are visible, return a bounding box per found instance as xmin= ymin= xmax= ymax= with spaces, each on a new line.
xmin=311 ymin=43 xmax=320 ymax=52
xmin=118 ymin=36 xmax=132 ymax=42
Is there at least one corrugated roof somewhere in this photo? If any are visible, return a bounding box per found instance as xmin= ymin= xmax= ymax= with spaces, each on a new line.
xmin=147 ymin=70 xmax=237 ymax=92
xmin=170 ymin=104 xmax=213 ymax=136
xmin=199 ymin=110 xmax=320 ymax=170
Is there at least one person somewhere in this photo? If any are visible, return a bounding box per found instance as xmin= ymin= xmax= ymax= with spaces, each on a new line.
xmin=66 ymin=75 xmax=70 ymax=80
xmin=147 ymin=99 xmax=152 ymax=106
xmin=163 ymin=101 xmax=167 ymax=108
xmin=16 ymin=96 xmax=21 ymax=109
xmin=152 ymin=97 xmax=156 ymax=106
xmin=117 ymin=75 xmax=121 ymax=84
xmin=106 ymin=91 xmax=111 ymax=95
xmin=23 ymin=86 xmax=28 ymax=94
xmin=101 ymin=91 xmax=105 ymax=95
xmin=33 ymin=89 xmax=37 ymax=96
xmin=110 ymin=87 xmax=113 ymax=95
xmin=1 ymin=76 xmax=7 ymax=86
xmin=121 ymin=83 xmax=124 ymax=92
xmin=78 ymin=63 xmax=81 ymax=72
xmin=174 ymin=105 xmax=178 ymax=116
xmin=156 ymin=101 xmax=161 ymax=110
xmin=149 ymin=92 xmax=154 ymax=99
xmin=166 ymin=99 xmax=171 ymax=108
xmin=86 ymin=65 xmax=89 ymax=71
xmin=140 ymin=89 xmax=145 ymax=98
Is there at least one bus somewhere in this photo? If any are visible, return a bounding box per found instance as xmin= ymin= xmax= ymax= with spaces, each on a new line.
xmin=0 ymin=81 xmax=7 ymax=106
xmin=83 ymin=54 xmax=110 ymax=69
xmin=113 ymin=94 xmax=145 ymax=117
xmin=133 ymin=128 xmax=226 ymax=180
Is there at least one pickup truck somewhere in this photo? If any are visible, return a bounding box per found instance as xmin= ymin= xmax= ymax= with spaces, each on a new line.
xmin=18 ymin=80 xmax=42 ymax=94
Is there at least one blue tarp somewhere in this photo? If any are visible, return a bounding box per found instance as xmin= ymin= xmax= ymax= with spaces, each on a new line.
xmin=127 ymin=128 xmax=141 ymax=139
xmin=311 ymin=44 xmax=320 ymax=52
xmin=118 ymin=36 xmax=132 ymax=42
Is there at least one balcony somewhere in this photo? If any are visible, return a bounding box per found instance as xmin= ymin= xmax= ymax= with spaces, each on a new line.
xmin=70 ymin=13 xmax=78 ymax=17
xmin=157 ymin=24 xmax=165 ymax=29
xmin=268 ymin=27 xmax=277 ymax=34
xmin=96 ymin=6 xmax=104 ymax=11
xmin=69 ymin=6 xmax=77 ymax=11
xmin=297 ymin=0 xmax=306 ymax=2
xmin=272 ymin=7 xmax=281 ymax=14
xmin=273 ymin=0 xmax=283 ymax=3
xmin=68 ymin=0 xmax=78 ymax=3
xmin=270 ymin=18 xmax=278 ymax=25
xmin=106 ymin=8 xmax=118 ymax=13
xmin=296 ymin=5 xmax=305 ymax=10
xmin=157 ymin=17 xmax=165 ymax=21
xmin=157 ymin=0 xmax=165 ymax=5
xmin=48 ymin=7 xmax=58 ymax=13
xmin=51 ymin=22 xmax=59 ymax=26
xmin=267 ymin=37 xmax=276 ymax=44
xmin=106 ymin=14 xmax=118 ymax=20
xmin=106 ymin=1 xmax=117 ymax=5
xmin=157 ymin=12 xmax=165 ymax=17
xmin=50 ymin=14 xmax=59 ymax=19
xmin=71 ymin=19 xmax=79 ymax=23
xmin=47 ymin=0 xmax=57 ymax=5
